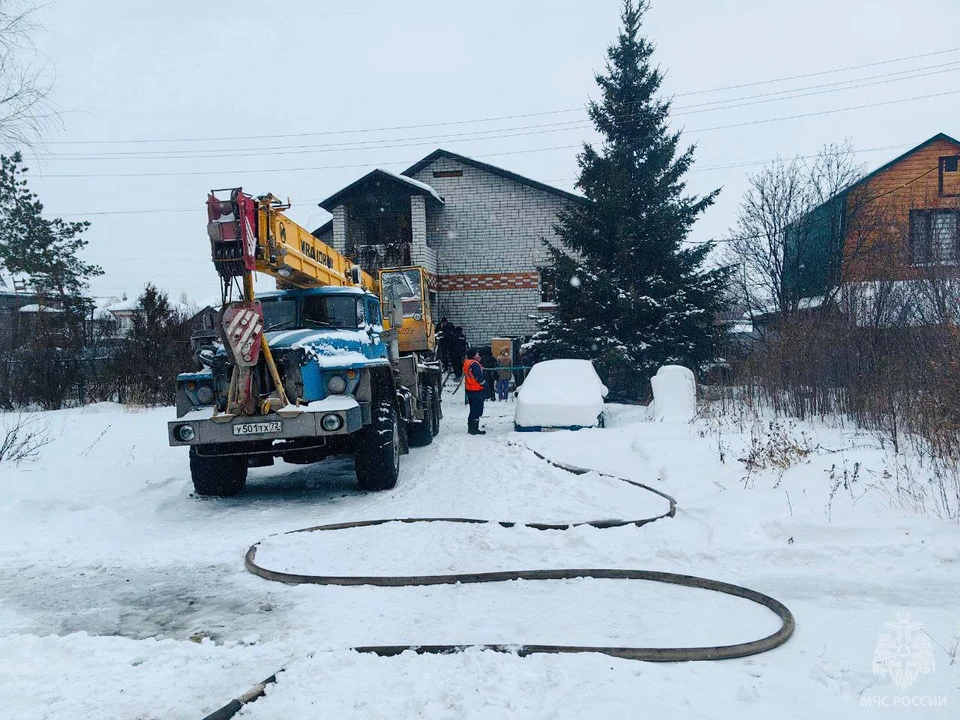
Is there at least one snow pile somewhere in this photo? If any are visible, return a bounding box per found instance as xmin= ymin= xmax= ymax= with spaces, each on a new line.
xmin=514 ymin=359 xmax=607 ymax=428
xmin=2 ymin=399 xmax=960 ymax=717
xmin=649 ymin=365 xmax=696 ymax=422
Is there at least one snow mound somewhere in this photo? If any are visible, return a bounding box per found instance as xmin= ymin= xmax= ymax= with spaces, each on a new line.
xmin=649 ymin=365 xmax=696 ymax=422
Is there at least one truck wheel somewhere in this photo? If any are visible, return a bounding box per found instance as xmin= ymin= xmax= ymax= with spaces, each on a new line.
xmin=431 ymin=384 xmax=441 ymax=437
xmin=408 ymin=386 xmax=436 ymax=447
xmin=189 ymin=448 xmax=248 ymax=497
xmin=354 ymin=400 xmax=400 ymax=491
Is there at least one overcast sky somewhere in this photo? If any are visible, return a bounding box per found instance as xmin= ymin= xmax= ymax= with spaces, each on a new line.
xmin=22 ymin=0 xmax=960 ymax=303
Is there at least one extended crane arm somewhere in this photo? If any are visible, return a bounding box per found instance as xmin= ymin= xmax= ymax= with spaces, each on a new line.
xmin=206 ymin=188 xmax=378 ymax=293
xmin=202 ymin=187 xmax=435 ymax=417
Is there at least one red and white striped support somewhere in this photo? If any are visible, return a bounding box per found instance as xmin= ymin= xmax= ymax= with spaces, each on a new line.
xmin=221 ymin=302 xmax=264 ymax=367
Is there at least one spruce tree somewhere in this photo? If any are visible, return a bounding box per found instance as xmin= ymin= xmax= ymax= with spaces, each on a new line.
xmin=531 ymin=0 xmax=728 ymax=398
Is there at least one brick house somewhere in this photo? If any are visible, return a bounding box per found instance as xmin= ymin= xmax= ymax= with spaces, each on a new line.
xmin=313 ymin=149 xmax=586 ymax=345
xmin=788 ymin=133 xmax=960 ymax=321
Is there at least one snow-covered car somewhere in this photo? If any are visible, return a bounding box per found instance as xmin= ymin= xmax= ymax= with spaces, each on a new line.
xmin=514 ymin=359 xmax=608 ymax=431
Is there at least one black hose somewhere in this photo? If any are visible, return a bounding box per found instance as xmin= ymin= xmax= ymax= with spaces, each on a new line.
xmin=200 ymin=446 xmax=794 ymax=719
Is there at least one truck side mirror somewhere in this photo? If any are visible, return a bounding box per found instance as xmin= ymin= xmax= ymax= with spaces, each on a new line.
xmin=388 ymin=298 xmax=404 ymax=328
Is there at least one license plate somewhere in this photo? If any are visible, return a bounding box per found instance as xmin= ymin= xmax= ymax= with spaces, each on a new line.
xmin=232 ymin=421 xmax=282 ymax=436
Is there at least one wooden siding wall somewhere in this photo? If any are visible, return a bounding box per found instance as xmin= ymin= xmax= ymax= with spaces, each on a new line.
xmin=844 ymin=137 xmax=960 ymax=282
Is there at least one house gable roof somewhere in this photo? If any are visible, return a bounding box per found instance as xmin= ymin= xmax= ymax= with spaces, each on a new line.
xmin=402 ymin=149 xmax=588 ymax=205
xmin=849 ymin=132 xmax=960 ymax=192
xmin=784 ymin=132 xmax=960 ymax=301
xmin=311 ymin=149 xmax=588 ymax=236
xmin=317 ymin=168 xmax=444 ymax=212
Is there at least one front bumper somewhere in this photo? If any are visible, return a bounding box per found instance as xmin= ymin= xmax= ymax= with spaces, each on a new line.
xmin=168 ymin=397 xmax=365 ymax=447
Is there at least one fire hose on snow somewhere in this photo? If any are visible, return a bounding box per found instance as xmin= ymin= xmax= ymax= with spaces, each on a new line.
xmin=200 ymin=447 xmax=795 ymax=720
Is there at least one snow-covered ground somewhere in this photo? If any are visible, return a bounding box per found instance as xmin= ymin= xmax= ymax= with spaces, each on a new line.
xmin=0 ymin=393 xmax=957 ymax=718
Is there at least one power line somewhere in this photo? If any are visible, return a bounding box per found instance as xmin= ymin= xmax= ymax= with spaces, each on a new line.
xmin=30 ymin=60 xmax=960 ymax=163
xmin=84 ymin=151 xmax=953 ymax=276
xmin=689 ymin=88 xmax=960 ymax=134
xmin=672 ymin=59 xmax=960 ymax=110
xmin=672 ymin=63 xmax=960 ymax=117
xmin=676 ymin=46 xmax=960 ymax=97
xmin=52 ymin=143 xmax=915 ymax=218
xmin=30 ymin=88 xmax=959 ymax=181
xmin=36 ymin=47 xmax=960 ymax=147
xmin=691 ymin=149 xmax=960 ymax=246
xmin=82 ymin=154 xmax=959 ymax=288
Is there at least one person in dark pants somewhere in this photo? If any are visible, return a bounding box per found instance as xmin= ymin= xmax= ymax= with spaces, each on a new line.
xmin=435 ymin=317 xmax=453 ymax=372
xmin=480 ymin=347 xmax=497 ymax=400
xmin=450 ymin=325 xmax=467 ymax=379
xmin=462 ymin=348 xmax=487 ymax=435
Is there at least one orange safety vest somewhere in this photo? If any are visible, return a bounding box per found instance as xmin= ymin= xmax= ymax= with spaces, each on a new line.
xmin=463 ymin=358 xmax=484 ymax=392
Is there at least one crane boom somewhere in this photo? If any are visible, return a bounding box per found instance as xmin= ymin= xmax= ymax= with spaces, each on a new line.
xmin=203 ymin=186 xmax=435 ymax=417
xmin=207 ymin=188 xmax=377 ymax=292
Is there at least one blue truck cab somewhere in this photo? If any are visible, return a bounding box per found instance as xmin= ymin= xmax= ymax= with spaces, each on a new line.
xmin=168 ymin=285 xmax=442 ymax=497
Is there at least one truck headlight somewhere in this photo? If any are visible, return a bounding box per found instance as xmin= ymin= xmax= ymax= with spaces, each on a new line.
xmin=321 ymin=414 xmax=343 ymax=432
xmin=175 ymin=424 xmax=196 ymax=442
xmin=196 ymin=385 xmax=215 ymax=404
xmin=326 ymin=375 xmax=347 ymax=394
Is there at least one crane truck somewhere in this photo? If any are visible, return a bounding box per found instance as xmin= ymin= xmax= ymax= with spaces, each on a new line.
xmin=167 ymin=188 xmax=442 ymax=496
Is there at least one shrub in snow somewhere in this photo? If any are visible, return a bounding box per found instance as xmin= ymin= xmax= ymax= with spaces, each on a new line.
xmin=0 ymin=414 xmax=51 ymax=462
xmin=649 ymin=365 xmax=696 ymax=422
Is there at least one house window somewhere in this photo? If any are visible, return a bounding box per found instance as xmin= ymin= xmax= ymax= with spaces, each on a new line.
xmin=432 ymin=170 xmax=463 ymax=178
xmin=538 ymin=268 xmax=557 ymax=304
xmin=940 ymin=156 xmax=960 ymax=197
xmin=910 ymin=209 xmax=959 ymax=265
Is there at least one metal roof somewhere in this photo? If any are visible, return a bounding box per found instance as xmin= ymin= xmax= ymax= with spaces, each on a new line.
xmin=311 ymin=148 xmax=587 ymax=235
xmin=317 ymin=168 xmax=444 ymax=212
xmin=402 ymin=148 xmax=587 ymax=204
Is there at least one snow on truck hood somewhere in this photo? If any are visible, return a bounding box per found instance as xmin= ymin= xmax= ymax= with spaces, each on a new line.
xmin=265 ymin=327 xmax=389 ymax=368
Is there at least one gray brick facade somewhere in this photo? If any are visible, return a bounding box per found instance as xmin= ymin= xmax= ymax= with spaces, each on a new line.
xmin=438 ymin=288 xmax=545 ymax=342
xmin=408 ymin=155 xmax=573 ymax=346
xmin=312 ymin=150 xmax=583 ymax=347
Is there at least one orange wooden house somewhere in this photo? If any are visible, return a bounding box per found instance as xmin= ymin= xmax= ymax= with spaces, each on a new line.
xmin=787 ymin=133 xmax=960 ymax=301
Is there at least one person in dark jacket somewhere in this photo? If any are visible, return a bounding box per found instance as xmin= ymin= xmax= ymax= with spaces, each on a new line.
xmin=435 ymin=317 xmax=451 ymax=371
xmin=479 ymin=346 xmax=497 ymax=400
xmin=450 ymin=325 xmax=467 ymax=379
xmin=462 ymin=348 xmax=487 ymax=435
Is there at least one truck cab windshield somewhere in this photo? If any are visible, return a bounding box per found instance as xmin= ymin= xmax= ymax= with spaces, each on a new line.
xmin=301 ymin=295 xmax=364 ymax=328
xmin=261 ymin=298 xmax=297 ymax=331
xmin=381 ymin=269 xmax=423 ymax=318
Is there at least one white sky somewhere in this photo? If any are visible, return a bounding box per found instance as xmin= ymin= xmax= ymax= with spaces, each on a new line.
xmin=22 ymin=0 xmax=960 ymax=303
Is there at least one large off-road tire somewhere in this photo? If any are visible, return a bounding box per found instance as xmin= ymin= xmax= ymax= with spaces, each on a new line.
xmin=354 ymin=400 xmax=400 ymax=491
xmin=189 ymin=447 xmax=248 ymax=497
xmin=407 ymin=386 xmax=436 ymax=448
xmin=431 ymin=384 xmax=441 ymax=437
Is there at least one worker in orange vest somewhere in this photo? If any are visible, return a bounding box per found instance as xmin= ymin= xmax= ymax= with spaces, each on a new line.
xmin=463 ymin=348 xmax=487 ymax=435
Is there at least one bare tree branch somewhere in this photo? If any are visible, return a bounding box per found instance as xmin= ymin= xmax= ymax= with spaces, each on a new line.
xmin=723 ymin=141 xmax=866 ymax=327
xmin=0 ymin=1 xmax=58 ymax=149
